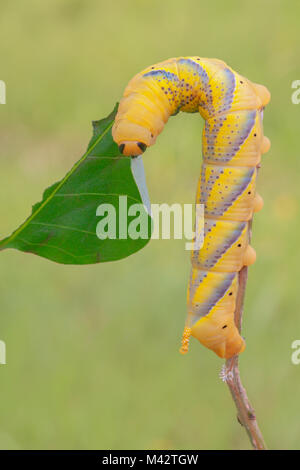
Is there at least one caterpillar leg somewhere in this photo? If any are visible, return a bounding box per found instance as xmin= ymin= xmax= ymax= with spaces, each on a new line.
xmin=261 ymin=136 xmax=271 ymax=154
xmin=252 ymin=83 xmax=271 ymax=107
xmin=253 ymin=193 xmax=264 ymax=212
xmin=243 ymin=245 xmax=256 ymax=266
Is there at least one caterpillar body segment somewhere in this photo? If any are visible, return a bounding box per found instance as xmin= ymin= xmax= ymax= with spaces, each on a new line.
xmin=112 ymin=57 xmax=270 ymax=359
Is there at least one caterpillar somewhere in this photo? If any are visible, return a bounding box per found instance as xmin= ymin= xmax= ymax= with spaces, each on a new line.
xmin=112 ymin=57 xmax=271 ymax=359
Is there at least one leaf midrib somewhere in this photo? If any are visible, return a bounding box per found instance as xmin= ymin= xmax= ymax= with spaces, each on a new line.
xmin=0 ymin=120 xmax=114 ymax=250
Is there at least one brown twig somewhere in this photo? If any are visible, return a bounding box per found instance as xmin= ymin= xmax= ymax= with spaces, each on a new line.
xmin=222 ymin=220 xmax=267 ymax=450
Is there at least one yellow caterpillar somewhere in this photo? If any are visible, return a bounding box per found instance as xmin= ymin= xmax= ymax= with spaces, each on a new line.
xmin=112 ymin=57 xmax=270 ymax=359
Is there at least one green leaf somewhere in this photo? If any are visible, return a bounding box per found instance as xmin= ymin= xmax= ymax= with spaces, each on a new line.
xmin=0 ymin=105 xmax=152 ymax=264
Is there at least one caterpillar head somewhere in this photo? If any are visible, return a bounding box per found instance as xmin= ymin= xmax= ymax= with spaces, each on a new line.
xmin=118 ymin=141 xmax=147 ymax=157
xmin=112 ymin=120 xmax=152 ymax=157
xmin=191 ymin=316 xmax=246 ymax=359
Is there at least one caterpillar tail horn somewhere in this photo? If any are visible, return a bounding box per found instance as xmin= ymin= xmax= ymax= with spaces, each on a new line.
xmin=179 ymin=326 xmax=192 ymax=355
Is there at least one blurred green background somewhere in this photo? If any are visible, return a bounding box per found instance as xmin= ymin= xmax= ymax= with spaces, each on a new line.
xmin=0 ymin=0 xmax=300 ymax=450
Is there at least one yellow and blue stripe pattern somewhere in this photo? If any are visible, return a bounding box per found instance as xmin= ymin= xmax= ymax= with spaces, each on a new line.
xmin=112 ymin=57 xmax=271 ymax=359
